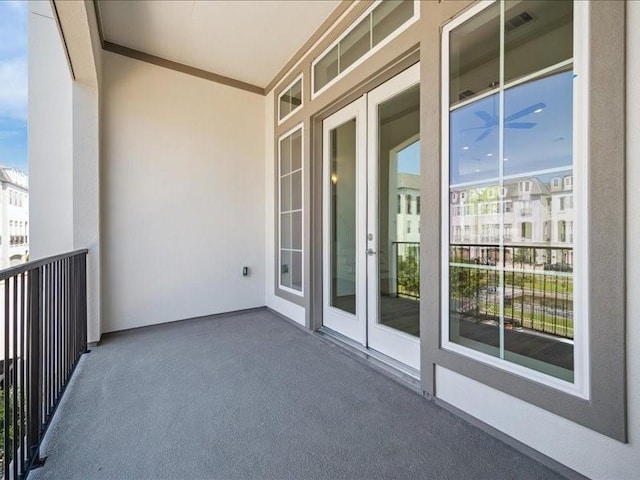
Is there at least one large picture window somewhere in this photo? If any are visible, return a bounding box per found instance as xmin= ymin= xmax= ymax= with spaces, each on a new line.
xmin=279 ymin=125 xmax=304 ymax=294
xmin=442 ymin=0 xmax=587 ymax=394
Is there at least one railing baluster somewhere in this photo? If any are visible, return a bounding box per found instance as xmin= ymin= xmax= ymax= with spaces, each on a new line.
xmin=27 ymin=266 xmax=42 ymax=473
xmin=20 ymin=272 xmax=26 ymax=476
xmin=4 ymin=278 xmax=10 ymax=480
xmin=13 ymin=276 xmax=18 ymax=480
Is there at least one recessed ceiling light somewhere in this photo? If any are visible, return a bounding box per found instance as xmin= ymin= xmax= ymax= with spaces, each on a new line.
xmin=487 ymin=153 xmax=493 ymax=157
xmin=463 ymin=146 xmax=470 ymax=151
xmin=504 ymin=157 xmax=509 ymax=161
xmin=534 ymin=108 xmax=543 ymax=113
xmin=475 ymin=169 xmax=480 ymax=172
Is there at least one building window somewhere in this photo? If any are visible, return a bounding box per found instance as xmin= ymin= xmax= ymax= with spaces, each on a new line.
xmin=443 ymin=0 xmax=583 ymax=391
xmin=564 ymin=175 xmax=573 ymax=189
xmin=416 ymin=195 xmax=420 ymax=215
xmin=558 ymin=220 xmax=567 ymax=242
xmin=406 ymin=194 xmax=412 ymax=214
xmin=313 ymin=0 xmax=419 ymax=96
xmin=279 ymin=124 xmax=304 ymax=294
xmin=278 ymin=74 xmax=303 ymax=123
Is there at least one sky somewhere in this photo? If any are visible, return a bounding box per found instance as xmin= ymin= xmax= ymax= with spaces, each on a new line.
xmin=0 ymin=0 xmax=28 ymax=173
xmin=398 ymin=140 xmax=420 ymax=175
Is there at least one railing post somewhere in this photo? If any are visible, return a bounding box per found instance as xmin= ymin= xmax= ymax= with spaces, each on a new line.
xmin=80 ymin=253 xmax=88 ymax=354
xmin=27 ymin=266 xmax=45 ymax=469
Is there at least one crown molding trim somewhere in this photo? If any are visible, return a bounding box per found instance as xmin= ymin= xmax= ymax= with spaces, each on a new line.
xmin=92 ymin=0 xmax=265 ymax=95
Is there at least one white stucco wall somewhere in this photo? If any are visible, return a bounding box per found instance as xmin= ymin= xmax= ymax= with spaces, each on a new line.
xmin=29 ymin=0 xmax=102 ymax=343
xmin=28 ymin=1 xmax=74 ymax=259
xmin=101 ymin=51 xmax=266 ymax=332
xmin=73 ymin=82 xmax=101 ymax=342
xmin=435 ymin=3 xmax=640 ymax=478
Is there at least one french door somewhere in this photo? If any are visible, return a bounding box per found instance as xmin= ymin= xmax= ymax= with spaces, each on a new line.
xmin=322 ymin=64 xmax=420 ymax=371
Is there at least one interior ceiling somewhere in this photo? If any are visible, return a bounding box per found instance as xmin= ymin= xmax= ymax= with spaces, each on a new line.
xmin=97 ymin=0 xmax=342 ymax=88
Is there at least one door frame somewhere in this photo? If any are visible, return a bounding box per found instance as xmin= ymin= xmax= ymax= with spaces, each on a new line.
xmin=319 ymin=63 xmax=421 ymax=370
xmin=321 ymin=96 xmax=368 ymax=345
xmin=366 ymin=63 xmax=421 ymax=370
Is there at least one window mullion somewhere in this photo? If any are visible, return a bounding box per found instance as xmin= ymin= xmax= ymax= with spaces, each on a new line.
xmin=498 ymin=0 xmax=506 ymax=361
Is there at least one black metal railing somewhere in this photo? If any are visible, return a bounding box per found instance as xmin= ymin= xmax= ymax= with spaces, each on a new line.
xmin=393 ymin=242 xmax=420 ymax=299
xmin=1 ymin=249 xmax=88 ymax=479
xmin=448 ymin=243 xmax=573 ymax=339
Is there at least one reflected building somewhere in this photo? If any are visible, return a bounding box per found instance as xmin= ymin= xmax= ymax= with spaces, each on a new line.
xmin=0 ymin=167 xmax=29 ymax=268
xmin=450 ymin=173 xmax=574 ymax=269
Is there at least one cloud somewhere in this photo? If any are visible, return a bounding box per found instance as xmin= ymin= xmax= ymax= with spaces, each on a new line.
xmin=0 ymin=58 xmax=27 ymax=121
xmin=0 ymin=2 xmax=28 ymax=58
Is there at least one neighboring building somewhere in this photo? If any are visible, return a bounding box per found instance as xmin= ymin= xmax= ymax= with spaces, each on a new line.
xmin=0 ymin=167 xmax=29 ymax=268
xmin=450 ymin=174 xmax=574 ymax=266
xmin=396 ymin=173 xmax=420 ymax=243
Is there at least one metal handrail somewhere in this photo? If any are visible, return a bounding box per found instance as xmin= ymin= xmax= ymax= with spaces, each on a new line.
xmin=1 ymin=249 xmax=88 ymax=479
xmin=0 ymin=249 xmax=88 ymax=282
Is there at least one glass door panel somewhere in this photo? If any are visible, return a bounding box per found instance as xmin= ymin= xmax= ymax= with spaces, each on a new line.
xmin=330 ymin=120 xmax=357 ymax=314
xmin=366 ymin=64 xmax=421 ymax=371
xmin=322 ymin=97 xmax=367 ymax=345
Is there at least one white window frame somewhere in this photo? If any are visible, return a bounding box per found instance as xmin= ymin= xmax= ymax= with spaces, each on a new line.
xmin=440 ymin=0 xmax=590 ymax=398
xmin=311 ymin=0 xmax=420 ymax=100
xmin=278 ymin=73 xmax=304 ymax=125
xmin=278 ymin=123 xmax=305 ymax=297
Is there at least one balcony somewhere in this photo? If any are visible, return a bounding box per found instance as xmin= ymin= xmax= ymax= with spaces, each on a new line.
xmin=1 ymin=298 xmax=564 ymax=480
xmin=9 ymin=0 xmax=637 ymax=477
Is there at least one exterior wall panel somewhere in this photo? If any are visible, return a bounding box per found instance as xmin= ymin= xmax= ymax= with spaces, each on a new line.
xmin=265 ymin=0 xmax=638 ymax=476
xmin=101 ymin=51 xmax=265 ymax=332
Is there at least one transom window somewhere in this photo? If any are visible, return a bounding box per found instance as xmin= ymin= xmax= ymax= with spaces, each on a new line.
xmin=442 ymin=0 xmax=587 ymax=394
xmin=312 ymin=0 xmax=418 ymax=96
xmin=278 ymin=74 xmax=303 ymax=123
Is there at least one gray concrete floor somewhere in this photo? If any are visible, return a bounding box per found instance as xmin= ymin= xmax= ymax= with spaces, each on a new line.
xmin=30 ymin=309 xmax=566 ymax=480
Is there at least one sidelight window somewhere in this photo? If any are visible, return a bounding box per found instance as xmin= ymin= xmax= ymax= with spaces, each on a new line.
xmin=279 ymin=125 xmax=304 ymax=294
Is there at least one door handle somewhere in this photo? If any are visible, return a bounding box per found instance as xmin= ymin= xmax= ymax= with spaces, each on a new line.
xmin=366 ymin=248 xmax=377 ymax=256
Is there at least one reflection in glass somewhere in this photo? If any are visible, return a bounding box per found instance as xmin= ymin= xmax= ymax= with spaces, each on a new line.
xmin=280 ymin=213 xmax=291 ymax=249
xmin=280 ymin=250 xmax=291 ymax=288
xmin=292 ymin=251 xmax=303 ymax=292
xmin=279 ymin=78 xmax=303 ymax=120
xmin=503 ymin=70 xmax=573 ymax=176
xmin=449 ymin=266 xmax=501 ymax=358
xmin=289 ymin=80 xmax=302 ymax=112
xmin=292 ymin=212 xmax=302 ymax=250
xmin=372 ymin=0 xmax=414 ymax=47
xmin=340 ymin=17 xmax=370 ymax=71
xmin=377 ymin=84 xmax=420 ymax=337
xmin=504 ymin=0 xmax=573 ymax=84
xmin=449 ymin=2 xmax=500 ymax=106
xmin=330 ymin=120 xmax=357 ymax=315
xmin=279 ymin=95 xmax=290 ymax=120
xmin=280 ymin=175 xmax=291 ymax=212
xmin=314 ymin=45 xmax=339 ymax=93
xmin=447 ymin=1 xmax=576 ymax=382
xmin=291 ymin=171 xmax=302 ymax=211
xmin=280 ymin=135 xmax=291 ymax=175
xmin=291 ymin=129 xmax=302 ymax=171
xmin=449 ymin=183 xmax=500 ymax=249
xmin=450 ymin=93 xmax=500 ymax=185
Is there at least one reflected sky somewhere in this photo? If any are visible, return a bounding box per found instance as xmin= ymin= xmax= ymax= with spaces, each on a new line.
xmin=398 ymin=140 xmax=420 ymax=175
xmin=450 ymin=70 xmax=573 ymax=185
